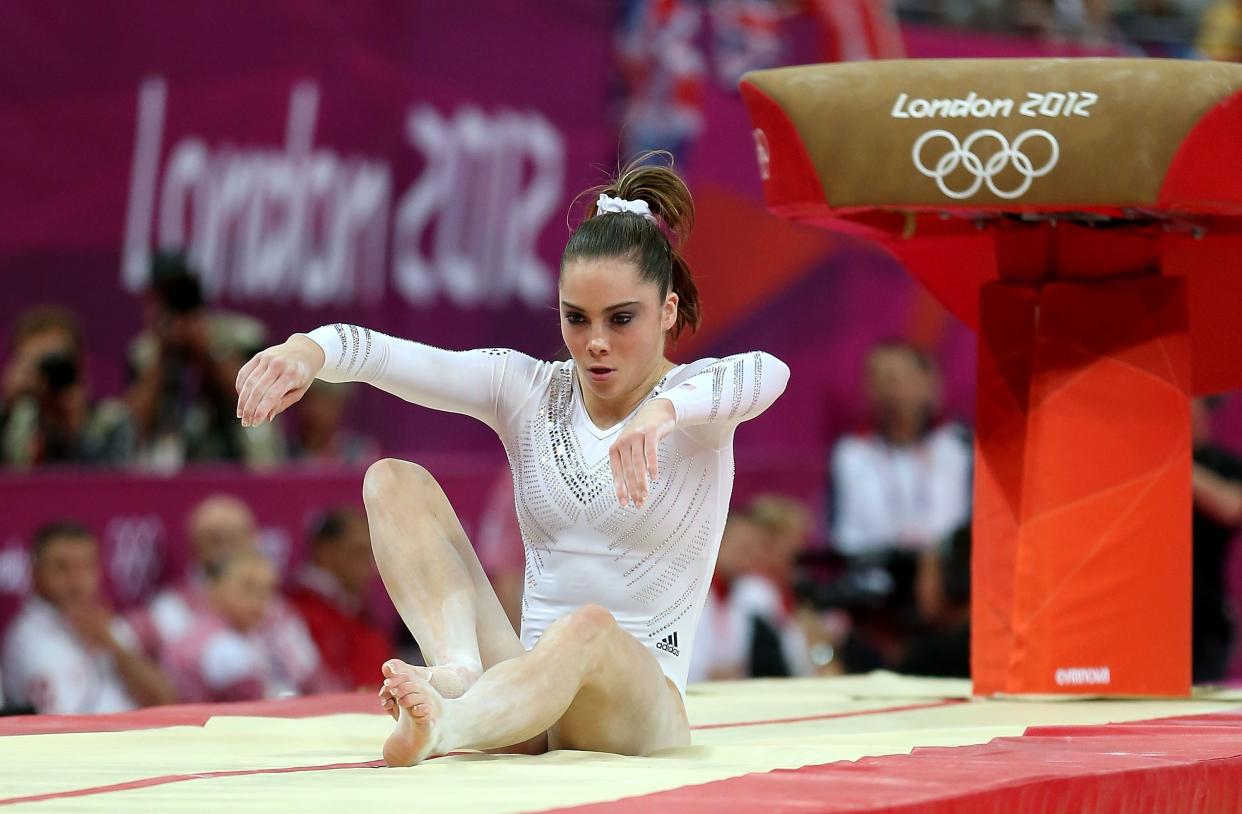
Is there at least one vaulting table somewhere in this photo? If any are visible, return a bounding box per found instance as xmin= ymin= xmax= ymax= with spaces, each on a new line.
xmin=739 ymin=59 xmax=1242 ymax=696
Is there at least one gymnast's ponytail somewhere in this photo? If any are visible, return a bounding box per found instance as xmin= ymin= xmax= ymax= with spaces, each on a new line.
xmin=562 ymin=151 xmax=701 ymax=342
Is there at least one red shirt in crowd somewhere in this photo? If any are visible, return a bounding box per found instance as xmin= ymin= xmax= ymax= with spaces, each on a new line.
xmin=286 ymin=564 xmax=390 ymax=692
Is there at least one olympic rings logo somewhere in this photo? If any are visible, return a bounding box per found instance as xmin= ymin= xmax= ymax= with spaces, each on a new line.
xmin=912 ymin=129 xmax=1059 ymax=200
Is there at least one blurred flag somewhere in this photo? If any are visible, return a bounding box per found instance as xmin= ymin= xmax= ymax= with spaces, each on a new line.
xmin=807 ymin=0 xmax=905 ymax=62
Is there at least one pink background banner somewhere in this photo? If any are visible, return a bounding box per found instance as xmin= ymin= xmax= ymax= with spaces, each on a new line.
xmin=1 ymin=0 xmax=617 ymax=457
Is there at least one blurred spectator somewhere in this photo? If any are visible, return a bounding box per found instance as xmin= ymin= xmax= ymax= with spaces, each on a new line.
xmin=895 ymin=523 xmax=971 ymax=678
xmin=475 ymin=469 xmax=526 ymax=632
xmin=1015 ymin=0 xmax=1117 ymax=46
xmin=731 ymin=495 xmax=817 ymax=677
xmin=1 ymin=306 xmax=133 ymax=468
xmin=688 ymin=510 xmax=765 ymax=682
xmin=893 ymin=0 xmax=1218 ymax=55
xmin=125 ymin=252 xmax=282 ymax=470
xmin=1 ymin=521 xmax=172 ymax=713
xmin=1189 ymin=396 xmax=1242 ymax=683
xmin=287 ymin=507 xmax=390 ymax=691
xmin=164 ymin=549 xmax=318 ymax=702
xmin=1115 ymin=0 xmax=1206 ymax=58
xmin=287 ymin=381 xmax=379 ymax=467
xmin=130 ymin=494 xmax=323 ymax=697
xmin=1196 ymin=0 xmax=1242 ymax=59
xmin=131 ymin=494 xmax=257 ymax=655
xmin=829 ymin=341 xmax=971 ymax=605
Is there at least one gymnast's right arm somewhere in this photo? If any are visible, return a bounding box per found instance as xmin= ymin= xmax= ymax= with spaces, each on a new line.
xmin=234 ymin=323 xmax=542 ymax=433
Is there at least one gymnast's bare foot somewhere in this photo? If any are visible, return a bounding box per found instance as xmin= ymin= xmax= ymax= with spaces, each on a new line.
xmin=382 ymin=661 xmax=445 ymax=767
xmin=379 ymin=658 xmax=478 ymax=721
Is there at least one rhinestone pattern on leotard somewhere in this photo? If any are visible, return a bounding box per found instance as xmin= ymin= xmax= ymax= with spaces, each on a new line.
xmin=509 ymin=361 xmax=736 ymax=650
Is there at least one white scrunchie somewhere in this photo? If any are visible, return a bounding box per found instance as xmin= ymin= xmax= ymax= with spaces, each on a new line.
xmin=596 ymin=193 xmax=656 ymax=222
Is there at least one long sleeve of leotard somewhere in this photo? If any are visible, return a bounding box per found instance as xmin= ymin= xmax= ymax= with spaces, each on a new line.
xmin=300 ymin=324 xmax=547 ymax=435
xmin=653 ymin=351 xmax=789 ymax=448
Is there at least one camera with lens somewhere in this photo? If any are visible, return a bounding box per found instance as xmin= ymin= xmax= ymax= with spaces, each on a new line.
xmin=794 ymin=566 xmax=896 ymax=612
xmin=792 ymin=549 xmax=902 ymax=612
xmin=38 ymin=352 xmax=79 ymax=394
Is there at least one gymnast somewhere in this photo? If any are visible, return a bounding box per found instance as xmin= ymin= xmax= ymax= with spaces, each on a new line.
xmin=234 ymin=154 xmax=789 ymax=766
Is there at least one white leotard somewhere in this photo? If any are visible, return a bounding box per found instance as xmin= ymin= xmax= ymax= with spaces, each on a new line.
xmin=304 ymin=325 xmax=789 ymax=693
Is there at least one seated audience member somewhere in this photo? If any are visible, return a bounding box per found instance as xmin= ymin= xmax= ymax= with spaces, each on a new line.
xmin=895 ymin=523 xmax=972 ymax=679
xmin=829 ymin=341 xmax=971 ymax=608
xmin=125 ymin=252 xmax=281 ymax=470
xmin=688 ymin=510 xmax=764 ymax=683
xmin=287 ymin=382 xmax=379 ymax=467
xmin=288 ymin=508 xmax=391 ymax=691
xmin=131 ymin=494 xmax=258 ymax=654
xmin=730 ymin=495 xmax=816 ymax=678
xmin=131 ymin=494 xmax=322 ymax=693
xmin=2 ymin=521 xmax=172 ymax=713
xmin=0 ymin=306 xmax=133 ymax=468
xmin=1016 ymin=0 xmax=1118 ymax=46
xmin=165 ymin=550 xmax=318 ymax=702
xmin=1189 ymin=396 xmax=1242 ymax=683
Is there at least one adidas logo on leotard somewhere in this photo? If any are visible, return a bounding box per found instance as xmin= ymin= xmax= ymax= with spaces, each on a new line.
xmin=656 ymin=631 xmax=680 ymax=657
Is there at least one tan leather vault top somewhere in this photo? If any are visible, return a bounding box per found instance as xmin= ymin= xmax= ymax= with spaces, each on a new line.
xmin=741 ymin=59 xmax=1242 ymax=210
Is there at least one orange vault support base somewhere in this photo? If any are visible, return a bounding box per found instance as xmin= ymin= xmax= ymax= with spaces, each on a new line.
xmin=973 ymin=277 xmax=1192 ymax=695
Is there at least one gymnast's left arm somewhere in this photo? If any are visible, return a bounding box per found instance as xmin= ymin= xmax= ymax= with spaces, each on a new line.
xmin=655 ymin=351 xmax=790 ymax=446
xmin=608 ymin=352 xmax=789 ymax=509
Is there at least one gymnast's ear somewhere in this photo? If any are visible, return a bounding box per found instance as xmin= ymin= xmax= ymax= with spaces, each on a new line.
xmin=662 ymin=291 xmax=679 ymax=333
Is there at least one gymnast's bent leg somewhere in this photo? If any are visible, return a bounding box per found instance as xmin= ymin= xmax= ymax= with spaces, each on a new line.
xmin=363 ymin=458 xmax=527 ymax=702
xmin=382 ymin=603 xmax=691 ymax=767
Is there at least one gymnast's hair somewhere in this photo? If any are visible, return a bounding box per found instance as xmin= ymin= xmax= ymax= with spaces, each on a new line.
xmin=562 ymin=151 xmax=702 ymax=342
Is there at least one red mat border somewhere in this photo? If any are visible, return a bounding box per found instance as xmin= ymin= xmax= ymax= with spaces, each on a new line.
xmin=542 ymin=711 xmax=1242 ymax=814
xmin=0 ymin=700 xmax=962 ymax=807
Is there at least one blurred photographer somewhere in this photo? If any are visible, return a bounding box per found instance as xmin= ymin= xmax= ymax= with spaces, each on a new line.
xmin=0 ymin=306 xmax=133 ymax=468
xmin=126 ymin=252 xmax=283 ymax=469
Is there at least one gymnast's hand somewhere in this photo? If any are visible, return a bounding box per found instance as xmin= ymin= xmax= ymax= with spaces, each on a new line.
xmin=235 ymin=335 xmax=325 ymax=427
xmin=609 ymin=398 xmax=677 ymax=510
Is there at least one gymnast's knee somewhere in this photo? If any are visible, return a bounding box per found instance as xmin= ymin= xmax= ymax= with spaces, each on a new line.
xmin=546 ymin=604 xmax=617 ymax=647
xmin=362 ymin=457 xmax=435 ymax=506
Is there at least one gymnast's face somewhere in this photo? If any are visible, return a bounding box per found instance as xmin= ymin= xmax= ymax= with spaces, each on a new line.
xmin=559 ymin=257 xmax=677 ymax=402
